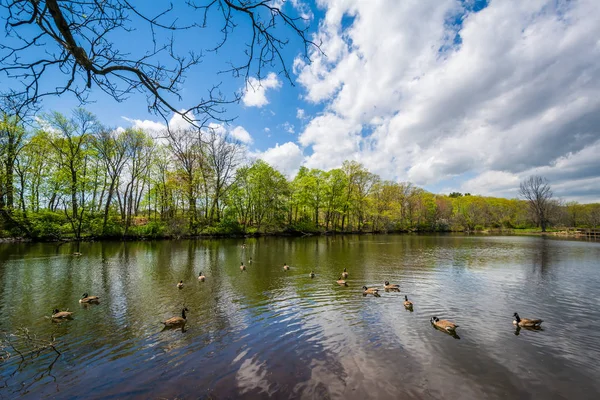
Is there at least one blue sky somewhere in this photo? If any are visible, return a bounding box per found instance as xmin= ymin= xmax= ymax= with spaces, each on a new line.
xmin=2 ymin=0 xmax=600 ymax=203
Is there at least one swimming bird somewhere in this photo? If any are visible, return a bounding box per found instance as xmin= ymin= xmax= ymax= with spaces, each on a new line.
xmin=52 ymin=309 xmax=73 ymax=319
xmin=240 ymin=262 xmax=246 ymax=271
xmin=79 ymin=293 xmax=100 ymax=304
xmin=362 ymin=286 xmax=380 ymax=297
xmin=403 ymin=295 xmax=413 ymax=308
xmin=513 ymin=312 xmax=543 ymax=328
xmin=198 ymin=272 xmax=205 ymax=282
xmin=430 ymin=317 xmax=459 ymax=332
xmin=249 ymin=257 xmax=253 ymax=264
xmin=309 ymin=271 xmax=315 ymax=278
xmin=162 ymin=307 xmax=188 ymax=328
xmin=283 ymin=263 xmax=290 ymax=271
xmin=72 ymin=252 xmax=82 ymax=256
xmin=336 ymin=276 xmax=348 ymax=286
xmin=341 ymin=268 xmax=349 ymax=278
xmin=384 ymin=281 xmax=400 ymax=291
xmin=177 ymin=280 xmax=184 ymax=289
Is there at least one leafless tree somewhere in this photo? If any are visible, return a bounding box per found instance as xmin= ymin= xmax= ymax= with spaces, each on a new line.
xmin=205 ymin=129 xmax=242 ymax=222
xmin=0 ymin=0 xmax=319 ymax=125
xmin=519 ymin=175 xmax=553 ymax=232
xmin=92 ymin=127 xmax=130 ymax=234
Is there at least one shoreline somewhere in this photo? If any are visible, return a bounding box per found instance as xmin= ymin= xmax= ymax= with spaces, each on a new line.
xmin=1 ymin=228 xmax=597 ymax=243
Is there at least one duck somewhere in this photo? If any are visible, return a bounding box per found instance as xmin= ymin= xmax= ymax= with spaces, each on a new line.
xmin=309 ymin=271 xmax=315 ymax=278
xmin=513 ymin=312 xmax=543 ymax=327
xmin=383 ymin=281 xmax=400 ymax=291
xmin=198 ymin=272 xmax=206 ymax=282
xmin=403 ymin=295 xmax=413 ymax=308
xmin=162 ymin=307 xmax=188 ymax=328
xmin=240 ymin=262 xmax=246 ymax=271
xmin=52 ymin=309 xmax=73 ymax=319
xmin=283 ymin=263 xmax=290 ymax=271
xmin=362 ymin=286 xmax=380 ymax=297
xmin=430 ymin=316 xmax=459 ymax=332
xmin=79 ymin=293 xmax=100 ymax=304
xmin=336 ymin=276 xmax=348 ymax=286
xmin=177 ymin=280 xmax=184 ymax=289
xmin=341 ymin=268 xmax=349 ymax=278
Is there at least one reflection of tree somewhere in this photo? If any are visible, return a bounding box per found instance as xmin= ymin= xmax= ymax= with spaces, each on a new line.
xmin=532 ymin=238 xmax=550 ymax=275
xmin=1 ymin=328 xmax=61 ymax=394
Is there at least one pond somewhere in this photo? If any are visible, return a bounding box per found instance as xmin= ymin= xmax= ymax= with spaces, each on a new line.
xmin=1 ymin=235 xmax=599 ymax=399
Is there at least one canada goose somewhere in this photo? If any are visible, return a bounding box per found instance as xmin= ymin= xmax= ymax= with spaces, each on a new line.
xmin=341 ymin=268 xmax=349 ymax=278
xmin=513 ymin=313 xmax=543 ymax=327
xmin=72 ymin=252 xmax=82 ymax=256
xmin=79 ymin=293 xmax=100 ymax=304
xmin=249 ymin=258 xmax=253 ymax=264
xmin=403 ymin=295 xmax=413 ymax=308
xmin=52 ymin=309 xmax=73 ymax=319
xmin=430 ymin=317 xmax=459 ymax=332
xmin=309 ymin=271 xmax=315 ymax=278
xmin=362 ymin=286 xmax=380 ymax=297
xmin=198 ymin=272 xmax=205 ymax=282
xmin=384 ymin=281 xmax=400 ymax=291
xmin=283 ymin=263 xmax=290 ymax=271
xmin=240 ymin=262 xmax=246 ymax=271
xmin=177 ymin=280 xmax=184 ymax=289
xmin=162 ymin=307 xmax=188 ymax=328
xmin=336 ymin=276 xmax=348 ymax=286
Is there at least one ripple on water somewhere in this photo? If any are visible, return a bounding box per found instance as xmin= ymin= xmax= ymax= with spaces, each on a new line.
xmin=1 ymin=236 xmax=600 ymax=399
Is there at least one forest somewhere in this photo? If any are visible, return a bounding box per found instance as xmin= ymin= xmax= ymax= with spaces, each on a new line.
xmin=1 ymin=110 xmax=599 ymax=241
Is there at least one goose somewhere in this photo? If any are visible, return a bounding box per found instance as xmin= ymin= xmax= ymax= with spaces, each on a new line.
xmin=430 ymin=317 xmax=458 ymax=332
xmin=513 ymin=312 xmax=543 ymax=328
xmin=283 ymin=263 xmax=290 ymax=271
xmin=240 ymin=262 xmax=246 ymax=271
xmin=72 ymin=252 xmax=82 ymax=256
xmin=336 ymin=276 xmax=348 ymax=286
xmin=79 ymin=293 xmax=100 ymax=304
xmin=341 ymin=268 xmax=349 ymax=278
xmin=162 ymin=307 xmax=188 ymax=328
xmin=309 ymin=271 xmax=315 ymax=278
xmin=52 ymin=309 xmax=73 ymax=319
xmin=403 ymin=295 xmax=413 ymax=308
xmin=362 ymin=286 xmax=380 ymax=297
xmin=384 ymin=281 xmax=400 ymax=291
xmin=177 ymin=280 xmax=184 ymax=289
xmin=249 ymin=257 xmax=253 ymax=264
xmin=198 ymin=272 xmax=206 ymax=282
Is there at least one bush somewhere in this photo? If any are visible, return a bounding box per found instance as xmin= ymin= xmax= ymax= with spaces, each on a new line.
xmin=29 ymin=210 xmax=65 ymax=240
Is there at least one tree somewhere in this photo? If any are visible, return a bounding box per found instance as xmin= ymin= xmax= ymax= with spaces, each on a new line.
xmin=519 ymin=175 xmax=553 ymax=232
xmin=1 ymin=0 xmax=318 ymax=125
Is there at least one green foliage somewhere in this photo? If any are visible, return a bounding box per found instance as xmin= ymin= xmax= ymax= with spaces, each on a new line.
xmin=2 ymin=108 xmax=599 ymax=241
xmin=29 ymin=210 xmax=66 ymax=240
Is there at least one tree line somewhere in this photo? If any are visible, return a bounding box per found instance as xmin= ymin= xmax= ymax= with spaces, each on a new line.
xmin=1 ymin=110 xmax=599 ymax=240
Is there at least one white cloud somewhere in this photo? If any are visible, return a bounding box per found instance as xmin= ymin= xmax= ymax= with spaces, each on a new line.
xmin=282 ymin=122 xmax=295 ymax=134
xmin=254 ymin=142 xmax=304 ymax=177
xmin=296 ymin=108 xmax=306 ymax=119
xmin=242 ymin=72 xmax=282 ymax=107
xmin=230 ymin=126 xmax=253 ymax=144
xmin=121 ymin=116 xmax=166 ymax=132
xmin=294 ymin=0 xmax=600 ymax=202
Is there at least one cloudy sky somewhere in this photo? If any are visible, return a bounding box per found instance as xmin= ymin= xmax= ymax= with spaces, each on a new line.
xmin=7 ymin=0 xmax=600 ymax=202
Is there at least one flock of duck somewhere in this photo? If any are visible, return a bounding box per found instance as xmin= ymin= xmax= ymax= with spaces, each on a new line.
xmin=52 ymin=255 xmax=544 ymax=336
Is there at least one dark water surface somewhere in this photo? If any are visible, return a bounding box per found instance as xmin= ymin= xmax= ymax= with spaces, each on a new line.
xmin=1 ymin=235 xmax=599 ymax=399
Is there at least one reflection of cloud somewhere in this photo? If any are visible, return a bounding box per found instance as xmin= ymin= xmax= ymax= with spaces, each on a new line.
xmin=236 ymin=353 xmax=275 ymax=395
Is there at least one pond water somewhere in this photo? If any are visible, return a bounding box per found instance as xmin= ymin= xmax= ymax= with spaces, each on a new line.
xmin=1 ymin=235 xmax=599 ymax=399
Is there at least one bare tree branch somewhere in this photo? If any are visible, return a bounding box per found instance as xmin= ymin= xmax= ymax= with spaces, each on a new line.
xmin=0 ymin=0 xmax=321 ymax=127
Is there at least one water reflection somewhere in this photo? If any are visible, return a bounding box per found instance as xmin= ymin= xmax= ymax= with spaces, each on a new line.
xmin=0 ymin=235 xmax=599 ymax=399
